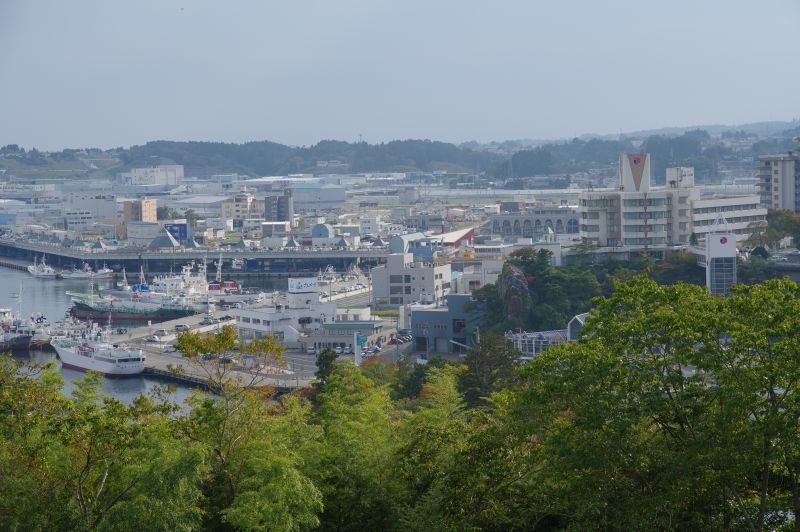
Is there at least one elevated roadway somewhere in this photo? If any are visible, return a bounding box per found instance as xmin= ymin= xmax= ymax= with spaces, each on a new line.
xmin=0 ymin=239 xmax=389 ymax=274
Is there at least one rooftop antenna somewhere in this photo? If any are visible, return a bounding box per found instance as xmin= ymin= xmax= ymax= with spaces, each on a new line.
xmin=710 ymin=213 xmax=731 ymax=233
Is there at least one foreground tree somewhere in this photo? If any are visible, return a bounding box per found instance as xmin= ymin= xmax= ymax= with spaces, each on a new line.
xmin=458 ymin=334 xmax=521 ymax=408
xmin=314 ymin=360 xmax=396 ymax=530
xmin=175 ymin=326 xmax=322 ymax=531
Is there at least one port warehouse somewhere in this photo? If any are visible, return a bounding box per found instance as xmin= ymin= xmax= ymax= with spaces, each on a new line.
xmin=0 ymin=240 xmax=388 ymax=275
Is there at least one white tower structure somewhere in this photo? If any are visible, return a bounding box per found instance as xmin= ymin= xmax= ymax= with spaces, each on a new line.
xmin=705 ymin=216 xmax=737 ymax=297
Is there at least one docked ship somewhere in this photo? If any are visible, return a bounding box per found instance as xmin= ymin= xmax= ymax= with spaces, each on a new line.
xmin=68 ymin=262 xmax=210 ymax=322
xmin=208 ymin=257 xmax=264 ymax=305
xmin=59 ymin=262 xmax=114 ymax=280
xmin=0 ymin=308 xmax=33 ymax=352
xmin=19 ymin=312 xmax=51 ymax=347
xmin=51 ymin=325 xmax=145 ymax=376
xmin=27 ymin=255 xmax=58 ymax=279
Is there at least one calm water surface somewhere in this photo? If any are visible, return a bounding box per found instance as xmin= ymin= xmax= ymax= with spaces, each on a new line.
xmin=1 ymin=267 xmax=198 ymax=404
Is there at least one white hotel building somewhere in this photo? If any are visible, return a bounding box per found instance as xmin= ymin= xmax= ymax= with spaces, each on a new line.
xmin=579 ymin=154 xmax=765 ymax=250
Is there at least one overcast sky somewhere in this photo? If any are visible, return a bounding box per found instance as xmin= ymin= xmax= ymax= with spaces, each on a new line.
xmin=1 ymin=0 xmax=798 ymax=151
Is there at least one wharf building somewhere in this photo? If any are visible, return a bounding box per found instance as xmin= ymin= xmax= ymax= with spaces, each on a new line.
xmin=233 ymin=277 xmax=337 ymax=347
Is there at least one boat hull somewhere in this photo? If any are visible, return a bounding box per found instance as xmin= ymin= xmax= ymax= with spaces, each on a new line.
xmin=59 ymin=360 xmax=143 ymax=377
xmin=70 ymin=305 xmax=196 ymax=322
xmin=54 ymin=345 xmax=145 ymax=376
xmin=0 ymin=334 xmax=33 ymax=353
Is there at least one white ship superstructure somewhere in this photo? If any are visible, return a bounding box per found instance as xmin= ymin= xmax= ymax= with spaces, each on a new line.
xmin=51 ymin=325 xmax=145 ymax=376
xmin=27 ymin=255 xmax=58 ymax=279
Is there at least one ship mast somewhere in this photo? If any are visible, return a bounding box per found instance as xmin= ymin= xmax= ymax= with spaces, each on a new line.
xmin=17 ymin=282 xmax=23 ymax=323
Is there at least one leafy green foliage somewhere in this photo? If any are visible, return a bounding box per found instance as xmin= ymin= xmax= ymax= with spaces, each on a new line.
xmin=458 ymin=334 xmax=520 ymax=408
xmin=6 ymin=277 xmax=800 ymax=529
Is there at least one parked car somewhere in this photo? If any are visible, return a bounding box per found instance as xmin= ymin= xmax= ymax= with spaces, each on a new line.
xmin=116 ymin=328 xmax=128 ymax=335
xmin=334 ymin=347 xmax=343 ymax=354
xmin=307 ymin=347 xmax=317 ymax=355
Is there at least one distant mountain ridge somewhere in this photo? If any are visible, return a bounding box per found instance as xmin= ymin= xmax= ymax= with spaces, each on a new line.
xmin=461 ymin=119 xmax=800 ymax=151
xmin=2 ymin=117 xmax=798 ymax=180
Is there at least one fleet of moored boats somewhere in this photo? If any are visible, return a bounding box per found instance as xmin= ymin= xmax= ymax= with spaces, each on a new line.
xmin=5 ymin=256 xmax=267 ymax=376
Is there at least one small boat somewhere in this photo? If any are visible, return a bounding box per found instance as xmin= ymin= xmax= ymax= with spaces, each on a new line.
xmin=94 ymin=263 xmax=114 ymax=279
xmin=59 ymin=262 xmax=115 ymax=280
xmin=27 ymin=255 xmax=58 ymax=279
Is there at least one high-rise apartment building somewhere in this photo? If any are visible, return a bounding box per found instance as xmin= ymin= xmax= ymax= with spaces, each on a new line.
xmin=758 ymin=152 xmax=800 ymax=211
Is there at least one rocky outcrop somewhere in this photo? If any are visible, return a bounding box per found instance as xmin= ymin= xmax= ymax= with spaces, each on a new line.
xmin=496 ymin=265 xmax=532 ymax=329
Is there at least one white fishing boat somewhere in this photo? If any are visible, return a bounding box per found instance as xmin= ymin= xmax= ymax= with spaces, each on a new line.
xmin=59 ymin=262 xmax=114 ymax=280
xmin=51 ymin=324 xmax=145 ymax=376
xmin=27 ymin=255 xmax=58 ymax=279
xmin=94 ymin=263 xmax=114 ymax=279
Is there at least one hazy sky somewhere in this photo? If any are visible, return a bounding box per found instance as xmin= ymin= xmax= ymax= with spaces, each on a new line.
xmin=1 ymin=0 xmax=798 ymax=150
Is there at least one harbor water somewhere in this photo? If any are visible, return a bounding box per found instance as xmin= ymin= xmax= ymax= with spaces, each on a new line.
xmin=1 ymin=268 xmax=198 ymax=404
